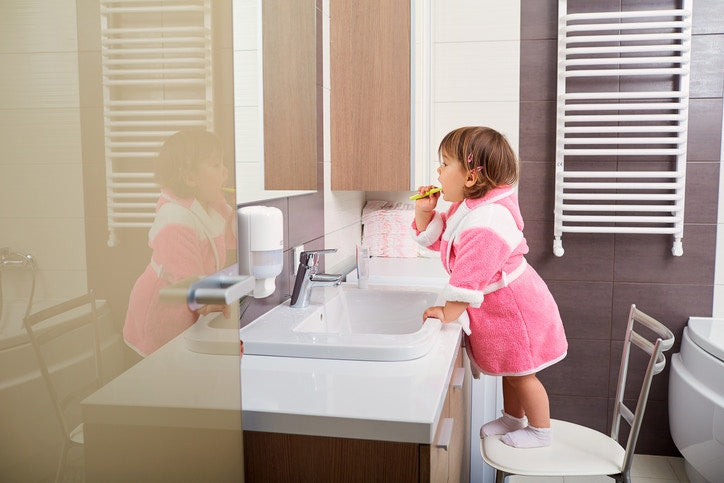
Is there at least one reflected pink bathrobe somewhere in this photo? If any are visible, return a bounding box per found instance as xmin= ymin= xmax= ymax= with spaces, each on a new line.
xmin=123 ymin=190 xmax=236 ymax=356
xmin=412 ymin=186 xmax=567 ymax=376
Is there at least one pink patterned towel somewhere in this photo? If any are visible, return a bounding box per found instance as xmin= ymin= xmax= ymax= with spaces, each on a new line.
xmin=362 ymin=201 xmax=420 ymax=257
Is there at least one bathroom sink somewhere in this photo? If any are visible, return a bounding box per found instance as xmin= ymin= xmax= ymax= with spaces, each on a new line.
xmin=239 ymin=285 xmax=442 ymax=361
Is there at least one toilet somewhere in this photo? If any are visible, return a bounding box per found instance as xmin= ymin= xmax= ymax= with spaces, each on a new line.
xmin=669 ymin=317 xmax=724 ymax=483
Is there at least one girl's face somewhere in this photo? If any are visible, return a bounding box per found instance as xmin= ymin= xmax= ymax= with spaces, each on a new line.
xmin=187 ymin=154 xmax=228 ymax=205
xmin=437 ymin=153 xmax=471 ymax=202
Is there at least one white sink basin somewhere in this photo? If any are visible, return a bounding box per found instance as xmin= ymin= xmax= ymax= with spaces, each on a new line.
xmin=239 ymin=284 xmax=442 ymax=361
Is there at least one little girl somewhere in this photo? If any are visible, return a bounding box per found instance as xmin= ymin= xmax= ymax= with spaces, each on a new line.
xmin=412 ymin=126 xmax=568 ymax=448
xmin=123 ymin=129 xmax=236 ymax=357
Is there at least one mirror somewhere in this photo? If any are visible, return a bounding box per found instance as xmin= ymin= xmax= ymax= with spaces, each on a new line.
xmin=232 ymin=0 xmax=317 ymax=204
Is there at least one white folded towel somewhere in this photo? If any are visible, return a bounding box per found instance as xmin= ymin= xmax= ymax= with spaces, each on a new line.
xmin=362 ymin=201 xmax=419 ymax=257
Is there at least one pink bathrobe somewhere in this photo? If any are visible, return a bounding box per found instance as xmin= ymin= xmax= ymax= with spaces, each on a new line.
xmin=123 ymin=189 xmax=236 ymax=356
xmin=412 ymin=186 xmax=567 ymax=376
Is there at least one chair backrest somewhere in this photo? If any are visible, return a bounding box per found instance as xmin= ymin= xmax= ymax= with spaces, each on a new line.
xmin=23 ymin=291 xmax=104 ymax=440
xmin=612 ymin=304 xmax=675 ymax=476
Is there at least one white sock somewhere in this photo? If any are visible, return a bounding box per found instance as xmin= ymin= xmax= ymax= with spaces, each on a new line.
xmin=480 ymin=411 xmax=528 ymax=438
xmin=500 ymin=425 xmax=552 ymax=448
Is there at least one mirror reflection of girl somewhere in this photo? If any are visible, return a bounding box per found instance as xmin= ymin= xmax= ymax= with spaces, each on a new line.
xmin=412 ymin=126 xmax=568 ymax=448
xmin=123 ymin=129 xmax=236 ymax=357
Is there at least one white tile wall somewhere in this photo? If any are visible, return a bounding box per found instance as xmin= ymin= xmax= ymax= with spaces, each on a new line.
xmin=0 ymin=53 xmax=81 ymax=110
xmin=0 ymin=0 xmax=87 ymax=302
xmin=0 ymin=164 xmax=84 ymax=219
xmin=433 ymin=0 xmax=520 ymax=43
xmin=231 ymin=0 xmax=257 ymax=51
xmin=433 ymin=42 xmax=520 ymax=103
xmin=0 ymin=0 xmax=79 ymax=53
xmin=232 ymin=50 xmax=259 ymax=107
xmin=424 ymin=0 xmax=521 ymax=189
xmin=432 ymin=100 xmax=520 ymax=160
xmin=0 ymin=109 xmax=83 ymax=166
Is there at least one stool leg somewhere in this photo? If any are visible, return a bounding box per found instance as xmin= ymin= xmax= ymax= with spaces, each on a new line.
xmin=495 ymin=469 xmax=510 ymax=483
xmin=54 ymin=441 xmax=69 ymax=483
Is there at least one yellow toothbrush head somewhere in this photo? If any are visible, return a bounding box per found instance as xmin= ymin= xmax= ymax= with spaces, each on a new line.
xmin=409 ymin=187 xmax=441 ymax=200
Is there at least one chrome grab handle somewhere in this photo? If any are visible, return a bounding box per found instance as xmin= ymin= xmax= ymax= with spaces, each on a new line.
xmin=189 ymin=275 xmax=255 ymax=307
xmin=157 ymin=265 xmax=255 ymax=310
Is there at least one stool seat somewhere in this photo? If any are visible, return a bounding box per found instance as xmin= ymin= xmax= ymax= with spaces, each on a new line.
xmin=481 ymin=419 xmax=625 ymax=477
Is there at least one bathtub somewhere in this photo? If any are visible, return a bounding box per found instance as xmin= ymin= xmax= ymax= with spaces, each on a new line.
xmin=0 ymin=298 xmax=126 ymax=481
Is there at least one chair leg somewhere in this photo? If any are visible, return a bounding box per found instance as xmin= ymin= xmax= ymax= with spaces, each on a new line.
xmin=611 ymin=472 xmax=631 ymax=483
xmin=495 ymin=469 xmax=510 ymax=483
xmin=54 ymin=441 xmax=69 ymax=483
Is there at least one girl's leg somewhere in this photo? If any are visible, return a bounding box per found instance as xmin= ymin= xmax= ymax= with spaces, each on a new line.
xmin=500 ymin=373 xmax=552 ymax=448
xmin=505 ymin=373 xmax=550 ymax=428
xmin=480 ymin=376 xmax=528 ymax=437
xmin=502 ymin=376 xmax=524 ymax=419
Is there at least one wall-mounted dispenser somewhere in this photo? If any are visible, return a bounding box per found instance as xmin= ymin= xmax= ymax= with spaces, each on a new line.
xmin=181 ymin=205 xmax=283 ymax=310
xmin=237 ymin=206 xmax=284 ymax=298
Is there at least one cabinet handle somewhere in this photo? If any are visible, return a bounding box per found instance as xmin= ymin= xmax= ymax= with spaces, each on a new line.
xmin=451 ymin=367 xmax=465 ymax=390
xmin=435 ymin=418 xmax=454 ymax=450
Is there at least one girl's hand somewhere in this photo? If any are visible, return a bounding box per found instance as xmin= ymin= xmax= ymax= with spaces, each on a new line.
xmin=414 ymin=185 xmax=440 ymax=212
xmin=423 ymin=301 xmax=468 ymax=324
xmin=423 ymin=305 xmax=445 ymax=323
xmin=195 ymin=304 xmax=231 ymax=318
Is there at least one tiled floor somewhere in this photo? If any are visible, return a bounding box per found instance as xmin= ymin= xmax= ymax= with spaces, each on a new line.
xmin=508 ymin=454 xmax=689 ymax=483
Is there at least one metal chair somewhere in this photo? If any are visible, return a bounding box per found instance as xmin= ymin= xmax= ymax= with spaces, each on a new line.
xmin=24 ymin=291 xmax=104 ymax=483
xmin=480 ymin=304 xmax=675 ymax=483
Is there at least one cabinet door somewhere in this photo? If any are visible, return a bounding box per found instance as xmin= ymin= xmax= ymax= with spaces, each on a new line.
xmin=262 ymin=0 xmax=317 ymax=191
xmin=421 ymin=344 xmax=471 ymax=483
xmin=449 ymin=349 xmax=471 ymax=482
xmin=330 ymin=0 xmax=411 ymax=191
xmin=427 ymin=387 xmax=450 ymax=482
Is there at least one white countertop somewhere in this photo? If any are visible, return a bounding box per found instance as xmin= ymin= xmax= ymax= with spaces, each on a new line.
xmin=82 ymin=258 xmax=459 ymax=444
xmin=348 ymin=256 xmax=449 ymax=288
xmin=81 ymin=327 xmax=243 ymax=431
xmin=241 ymin=322 xmax=461 ymax=443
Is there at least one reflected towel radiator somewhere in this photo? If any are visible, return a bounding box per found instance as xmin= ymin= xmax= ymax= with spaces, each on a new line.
xmin=100 ymin=0 xmax=214 ymax=246
xmin=553 ymin=1 xmax=692 ymax=257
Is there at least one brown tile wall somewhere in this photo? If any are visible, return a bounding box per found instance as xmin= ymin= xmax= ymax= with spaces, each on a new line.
xmin=519 ymin=0 xmax=723 ymax=455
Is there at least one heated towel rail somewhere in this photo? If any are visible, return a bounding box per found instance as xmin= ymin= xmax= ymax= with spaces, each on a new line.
xmin=553 ymin=1 xmax=692 ymax=257
xmin=101 ymin=0 xmax=214 ymax=246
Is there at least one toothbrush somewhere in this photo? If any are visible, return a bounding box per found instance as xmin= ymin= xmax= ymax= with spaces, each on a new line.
xmin=409 ymin=187 xmax=441 ymax=200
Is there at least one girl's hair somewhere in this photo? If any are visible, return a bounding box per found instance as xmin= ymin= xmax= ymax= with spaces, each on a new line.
xmin=154 ymin=128 xmax=223 ymax=198
xmin=438 ymin=126 xmax=518 ymax=199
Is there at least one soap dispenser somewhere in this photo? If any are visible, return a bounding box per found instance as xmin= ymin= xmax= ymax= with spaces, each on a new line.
xmin=237 ymin=206 xmax=284 ymax=298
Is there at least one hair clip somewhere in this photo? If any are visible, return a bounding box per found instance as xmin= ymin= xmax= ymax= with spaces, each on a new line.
xmin=471 ymin=166 xmax=483 ymax=173
xmin=467 ymin=153 xmax=473 ymax=164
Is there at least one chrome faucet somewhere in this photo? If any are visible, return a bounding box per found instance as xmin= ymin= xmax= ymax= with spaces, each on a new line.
xmin=290 ymin=249 xmax=343 ymax=308
xmin=0 ymin=247 xmax=36 ymax=270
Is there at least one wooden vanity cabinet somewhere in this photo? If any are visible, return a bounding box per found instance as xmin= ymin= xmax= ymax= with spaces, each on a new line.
xmin=330 ymin=0 xmax=411 ymax=191
xmin=243 ymin=345 xmax=471 ymax=482
xmin=420 ymin=345 xmax=471 ymax=483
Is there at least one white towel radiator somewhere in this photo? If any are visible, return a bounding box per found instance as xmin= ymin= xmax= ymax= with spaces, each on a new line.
xmin=100 ymin=0 xmax=214 ymax=246
xmin=553 ymin=1 xmax=692 ymax=257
